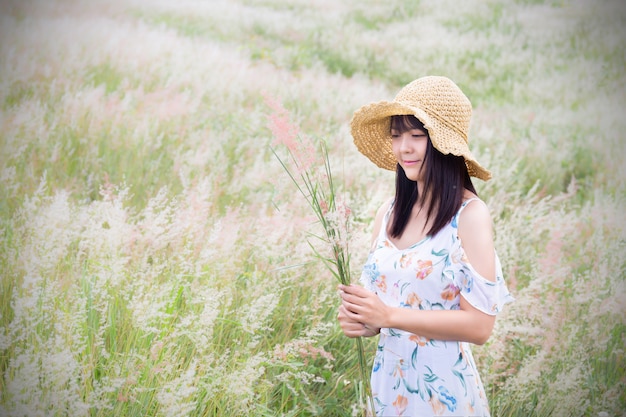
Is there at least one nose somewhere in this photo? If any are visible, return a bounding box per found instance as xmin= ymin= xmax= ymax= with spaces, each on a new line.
xmin=399 ymin=133 xmax=412 ymax=152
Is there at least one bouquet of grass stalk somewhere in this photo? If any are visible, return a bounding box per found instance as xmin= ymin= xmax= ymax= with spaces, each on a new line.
xmin=266 ymin=96 xmax=374 ymax=416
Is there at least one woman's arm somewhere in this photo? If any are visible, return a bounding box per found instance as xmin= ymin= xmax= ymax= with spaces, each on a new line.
xmin=338 ymin=288 xmax=495 ymax=344
xmin=338 ymin=199 xmax=498 ymax=345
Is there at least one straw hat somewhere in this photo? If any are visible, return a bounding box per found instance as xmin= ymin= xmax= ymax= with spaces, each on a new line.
xmin=350 ymin=76 xmax=491 ymax=181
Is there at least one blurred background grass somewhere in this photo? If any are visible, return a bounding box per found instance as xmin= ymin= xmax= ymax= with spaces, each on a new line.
xmin=1 ymin=0 xmax=624 ymax=416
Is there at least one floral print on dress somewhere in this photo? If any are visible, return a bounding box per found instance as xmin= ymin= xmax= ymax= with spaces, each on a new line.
xmin=393 ymin=394 xmax=409 ymax=415
xmin=359 ymin=199 xmax=514 ymax=416
xmin=415 ymin=259 xmax=433 ymax=280
xmin=404 ymin=292 xmax=422 ymax=308
xmin=441 ymin=283 xmax=460 ymax=301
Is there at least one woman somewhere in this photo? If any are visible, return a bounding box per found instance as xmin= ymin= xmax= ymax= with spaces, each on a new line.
xmin=338 ymin=76 xmax=514 ymax=416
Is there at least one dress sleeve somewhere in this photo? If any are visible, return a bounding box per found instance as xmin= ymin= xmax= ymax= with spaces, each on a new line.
xmin=453 ymin=248 xmax=514 ymax=315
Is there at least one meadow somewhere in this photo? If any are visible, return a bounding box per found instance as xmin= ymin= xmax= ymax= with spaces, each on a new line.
xmin=0 ymin=0 xmax=624 ymax=416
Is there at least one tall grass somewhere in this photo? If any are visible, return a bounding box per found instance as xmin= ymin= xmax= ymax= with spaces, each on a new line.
xmin=1 ymin=0 xmax=624 ymax=416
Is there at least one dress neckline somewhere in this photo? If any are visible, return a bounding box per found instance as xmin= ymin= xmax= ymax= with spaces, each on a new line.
xmin=380 ymin=202 xmax=429 ymax=251
xmin=380 ymin=198 xmax=480 ymax=251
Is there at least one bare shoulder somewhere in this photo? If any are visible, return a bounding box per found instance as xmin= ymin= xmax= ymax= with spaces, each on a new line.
xmin=459 ymin=198 xmax=493 ymax=228
xmin=370 ymin=197 xmax=393 ymax=246
xmin=458 ymin=198 xmax=496 ymax=281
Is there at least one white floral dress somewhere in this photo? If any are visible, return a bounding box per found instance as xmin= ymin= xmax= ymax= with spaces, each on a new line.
xmin=360 ymin=198 xmax=514 ymax=417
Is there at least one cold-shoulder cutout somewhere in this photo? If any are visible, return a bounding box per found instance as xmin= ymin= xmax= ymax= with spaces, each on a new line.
xmin=456 ymin=198 xmax=496 ymax=282
xmin=452 ymin=198 xmax=514 ymax=315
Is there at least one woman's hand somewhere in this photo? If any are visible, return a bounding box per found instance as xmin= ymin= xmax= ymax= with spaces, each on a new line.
xmin=338 ymin=283 xmax=497 ymax=344
xmin=337 ymin=304 xmax=379 ymax=338
xmin=338 ymin=284 xmax=389 ymax=332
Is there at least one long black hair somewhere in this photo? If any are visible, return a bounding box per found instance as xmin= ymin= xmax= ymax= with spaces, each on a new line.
xmin=388 ymin=115 xmax=477 ymax=238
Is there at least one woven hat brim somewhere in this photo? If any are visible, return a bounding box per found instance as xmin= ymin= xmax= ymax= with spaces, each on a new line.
xmin=350 ymin=101 xmax=492 ymax=181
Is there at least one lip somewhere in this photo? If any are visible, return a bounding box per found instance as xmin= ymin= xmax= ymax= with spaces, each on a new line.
xmin=402 ymin=160 xmax=420 ymax=166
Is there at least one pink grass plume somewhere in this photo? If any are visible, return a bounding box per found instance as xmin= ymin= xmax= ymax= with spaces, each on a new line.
xmin=264 ymin=95 xmax=374 ymax=416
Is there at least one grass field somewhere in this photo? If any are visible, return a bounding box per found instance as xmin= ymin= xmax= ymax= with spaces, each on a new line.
xmin=1 ymin=0 xmax=625 ymax=416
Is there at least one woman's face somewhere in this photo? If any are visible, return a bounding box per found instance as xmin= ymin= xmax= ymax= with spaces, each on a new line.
xmin=391 ymin=125 xmax=428 ymax=182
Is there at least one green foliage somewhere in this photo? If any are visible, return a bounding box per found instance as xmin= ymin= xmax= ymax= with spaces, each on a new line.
xmin=87 ymin=63 xmax=126 ymax=94
xmin=3 ymin=80 xmax=35 ymax=110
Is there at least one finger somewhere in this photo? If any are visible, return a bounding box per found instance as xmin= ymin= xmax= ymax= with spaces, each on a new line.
xmin=339 ymin=284 xmax=362 ymax=295
xmin=344 ymin=322 xmax=364 ymax=332
xmin=337 ymin=306 xmax=351 ymax=320
xmin=340 ymin=291 xmax=368 ymax=308
xmin=342 ymin=301 xmax=364 ymax=319
xmin=343 ymin=285 xmax=373 ymax=301
xmin=338 ymin=317 xmax=363 ymax=331
xmin=342 ymin=325 xmax=367 ymax=338
xmin=338 ymin=305 xmax=363 ymax=325
xmin=338 ymin=304 xmax=359 ymax=317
